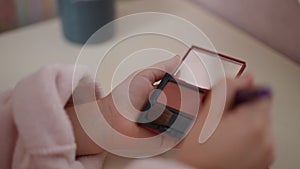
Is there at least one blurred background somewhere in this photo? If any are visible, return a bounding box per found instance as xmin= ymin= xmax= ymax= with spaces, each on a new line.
xmin=0 ymin=0 xmax=299 ymax=64
xmin=0 ymin=0 xmax=56 ymax=32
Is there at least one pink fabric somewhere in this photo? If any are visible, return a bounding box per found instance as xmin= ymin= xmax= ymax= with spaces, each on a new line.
xmin=0 ymin=64 xmax=194 ymax=169
xmin=0 ymin=64 xmax=106 ymax=169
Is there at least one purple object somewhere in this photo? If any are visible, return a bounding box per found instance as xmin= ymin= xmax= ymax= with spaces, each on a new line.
xmin=233 ymin=87 xmax=272 ymax=107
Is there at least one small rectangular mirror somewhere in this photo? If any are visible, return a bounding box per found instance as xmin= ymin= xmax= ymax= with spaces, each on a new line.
xmin=174 ymin=46 xmax=246 ymax=89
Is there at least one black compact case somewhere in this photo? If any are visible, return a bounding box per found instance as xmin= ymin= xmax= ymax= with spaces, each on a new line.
xmin=137 ymin=73 xmax=206 ymax=139
xmin=137 ymin=46 xmax=246 ymax=139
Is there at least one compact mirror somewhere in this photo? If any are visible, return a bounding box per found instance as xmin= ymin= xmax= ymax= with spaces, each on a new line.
xmin=137 ymin=46 xmax=246 ymax=139
xmin=174 ymin=46 xmax=246 ymax=90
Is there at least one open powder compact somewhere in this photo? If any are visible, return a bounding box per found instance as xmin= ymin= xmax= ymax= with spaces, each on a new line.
xmin=137 ymin=46 xmax=246 ymax=139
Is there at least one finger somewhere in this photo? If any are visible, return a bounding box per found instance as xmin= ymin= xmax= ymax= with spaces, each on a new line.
xmin=227 ymin=73 xmax=254 ymax=109
xmin=151 ymin=55 xmax=181 ymax=73
xmin=197 ymin=73 xmax=253 ymax=143
xmin=231 ymin=98 xmax=272 ymax=155
xmin=137 ymin=56 xmax=181 ymax=83
xmin=235 ymin=98 xmax=274 ymax=168
xmin=202 ymin=73 xmax=253 ymax=110
xmin=235 ymin=97 xmax=272 ymax=124
xmin=221 ymin=73 xmax=254 ymax=111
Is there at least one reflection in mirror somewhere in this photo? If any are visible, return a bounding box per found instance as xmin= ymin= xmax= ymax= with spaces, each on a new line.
xmin=174 ymin=47 xmax=245 ymax=89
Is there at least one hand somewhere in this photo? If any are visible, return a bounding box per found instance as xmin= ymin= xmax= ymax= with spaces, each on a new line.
xmin=67 ymin=56 xmax=181 ymax=155
xmin=177 ymin=75 xmax=275 ymax=169
xmin=100 ymin=56 xmax=181 ymax=138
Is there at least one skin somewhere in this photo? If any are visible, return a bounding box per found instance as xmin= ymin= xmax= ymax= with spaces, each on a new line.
xmin=66 ymin=56 xmax=182 ymax=155
xmin=177 ymin=75 xmax=274 ymax=169
xmin=66 ymin=57 xmax=274 ymax=169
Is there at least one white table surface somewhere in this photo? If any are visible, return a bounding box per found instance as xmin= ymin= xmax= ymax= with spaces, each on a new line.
xmin=1 ymin=0 xmax=299 ymax=168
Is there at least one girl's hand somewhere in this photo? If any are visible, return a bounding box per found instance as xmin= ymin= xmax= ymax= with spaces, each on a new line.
xmin=177 ymin=75 xmax=275 ymax=169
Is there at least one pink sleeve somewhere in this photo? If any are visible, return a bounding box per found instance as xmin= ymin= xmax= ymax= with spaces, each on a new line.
xmin=0 ymin=64 xmax=106 ymax=169
xmin=0 ymin=89 xmax=17 ymax=168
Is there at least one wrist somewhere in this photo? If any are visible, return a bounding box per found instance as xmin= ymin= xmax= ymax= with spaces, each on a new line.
xmin=66 ymin=101 xmax=105 ymax=155
xmin=99 ymin=93 xmax=158 ymax=138
xmin=97 ymin=94 xmax=118 ymax=127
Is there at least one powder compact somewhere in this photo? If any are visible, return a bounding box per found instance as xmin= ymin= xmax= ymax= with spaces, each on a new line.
xmin=137 ymin=46 xmax=246 ymax=139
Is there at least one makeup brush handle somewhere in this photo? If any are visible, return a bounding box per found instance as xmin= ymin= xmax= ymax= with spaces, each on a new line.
xmin=233 ymin=87 xmax=272 ymax=107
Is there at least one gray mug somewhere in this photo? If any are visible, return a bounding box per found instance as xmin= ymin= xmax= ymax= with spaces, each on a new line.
xmin=58 ymin=0 xmax=115 ymax=44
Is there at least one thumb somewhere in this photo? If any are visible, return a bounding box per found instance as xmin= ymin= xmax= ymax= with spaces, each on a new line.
xmin=151 ymin=55 xmax=181 ymax=73
xmin=137 ymin=55 xmax=181 ymax=83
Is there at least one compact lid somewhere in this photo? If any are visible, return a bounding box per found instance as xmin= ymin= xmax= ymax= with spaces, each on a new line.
xmin=173 ymin=46 xmax=246 ymax=90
